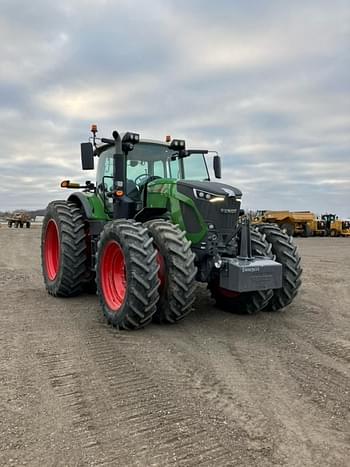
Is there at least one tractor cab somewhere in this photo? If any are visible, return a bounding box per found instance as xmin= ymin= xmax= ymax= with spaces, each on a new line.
xmin=79 ymin=129 xmax=226 ymax=237
xmin=321 ymin=213 xmax=337 ymax=227
xmin=94 ymin=140 xmax=213 ymax=217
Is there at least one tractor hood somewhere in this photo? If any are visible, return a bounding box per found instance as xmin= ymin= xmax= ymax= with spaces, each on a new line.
xmin=177 ymin=180 xmax=242 ymax=198
xmin=176 ymin=180 xmax=242 ymax=240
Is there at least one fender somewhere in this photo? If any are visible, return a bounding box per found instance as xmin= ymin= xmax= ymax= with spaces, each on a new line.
xmin=68 ymin=192 xmax=93 ymax=219
xmin=134 ymin=207 xmax=169 ymax=223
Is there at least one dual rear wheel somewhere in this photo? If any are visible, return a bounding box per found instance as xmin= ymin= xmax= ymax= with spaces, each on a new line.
xmin=95 ymin=220 xmax=160 ymax=329
xmin=41 ymin=204 xmax=197 ymax=330
xmin=41 ymin=201 xmax=88 ymax=297
xmin=95 ymin=219 xmax=197 ymax=328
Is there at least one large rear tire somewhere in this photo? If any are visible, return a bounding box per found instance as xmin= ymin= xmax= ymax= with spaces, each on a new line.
xmin=257 ymin=224 xmax=302 ymax=311
xmin=209 ymin=228 xmax=273 ymax=314
xmin=281 ymin=222 xmax=294 ymax=236
xmin=41 ymin=200 xmax=87 ymax=297
xmin=96 ymin=220 xmax=160 ymax=330
xmin=145 ymin=220 xmax=197 ymax=323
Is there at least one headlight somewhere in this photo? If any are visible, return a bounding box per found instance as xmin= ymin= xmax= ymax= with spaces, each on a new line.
xmin=123 ymin=132 xmax=140 ymax=143
xmin=170 ymin=139 xmax=186 ymax=150
xmin=194 ymin=189 xmax=225 ymax=202
xmin=209 ymin=196 xmax=225 ymax=203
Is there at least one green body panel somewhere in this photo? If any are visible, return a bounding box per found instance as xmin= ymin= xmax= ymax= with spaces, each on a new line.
xmin=147 ymin=179 xmax=208 ymax=244
xmin=84 ymin=192 xmax=110 ymax=221
xmin=71 ymin=179 xmax=208 ymax=245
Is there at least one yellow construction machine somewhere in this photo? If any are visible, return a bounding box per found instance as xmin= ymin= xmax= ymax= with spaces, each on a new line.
xmin=308 ymin=218 xmax=327 ymax=236
xmin=252 ymin=210 xmax=316 ymax=236
xmin=321 ymin=214 xmax=350 ymax=237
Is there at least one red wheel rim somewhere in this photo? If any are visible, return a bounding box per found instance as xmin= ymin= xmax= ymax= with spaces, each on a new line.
xmin=44 ymin=219 xmax=60 ymax=281
xmin=100 ymin=241 xmax=126 ymax=312
xmin=156 ymin=251 xmax=166 ymax=290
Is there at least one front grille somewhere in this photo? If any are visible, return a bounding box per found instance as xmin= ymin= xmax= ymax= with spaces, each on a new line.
xmin=177 ymin=183 xmax=240 ymax=234
xmin=180 ymin=202 xmax=202 ymax=233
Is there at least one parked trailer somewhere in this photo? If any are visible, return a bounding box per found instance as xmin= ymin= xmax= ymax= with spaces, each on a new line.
xmin=7 ymin=212 xmax=31 ymax=229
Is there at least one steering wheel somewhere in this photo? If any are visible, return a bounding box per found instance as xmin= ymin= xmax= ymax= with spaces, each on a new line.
xmin=134 ymin=174 xmax=161 ymax=189
xmin=134 ymin=173 xmax=152 ymax=186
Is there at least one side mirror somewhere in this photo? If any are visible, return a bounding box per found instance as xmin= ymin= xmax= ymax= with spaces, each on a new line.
xmin=213 ymin=155 xmax=222 ymax=178
xmin=81 ymin=142 xmax=94 ymax=170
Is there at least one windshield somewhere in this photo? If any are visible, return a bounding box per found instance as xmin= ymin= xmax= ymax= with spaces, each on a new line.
xmin=182 ymin=154 xmax=209 ymax=180
xmin=127 ymin=143 xmax=171 ymax=180
xmin=98 ymin=142 xmax=210 ymax=183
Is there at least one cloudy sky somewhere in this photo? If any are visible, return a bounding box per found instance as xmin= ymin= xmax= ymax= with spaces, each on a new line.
xmin=1 ymin=0 xmax=349 ymax=215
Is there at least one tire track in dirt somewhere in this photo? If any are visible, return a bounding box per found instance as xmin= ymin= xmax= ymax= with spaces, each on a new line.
xmin=1 ymin=229 xmax=350 ymax=467
xmin=82 ymin=328 xmax=239 ymax=466
xmin=1 ymin=287 xmax=237 ymax=466
xmin=124 ymin=299 xmax=350 ymax=467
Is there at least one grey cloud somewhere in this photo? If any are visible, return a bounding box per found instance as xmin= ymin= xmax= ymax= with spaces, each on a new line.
xmin=0 ymin=0 xmax=349 ymax=215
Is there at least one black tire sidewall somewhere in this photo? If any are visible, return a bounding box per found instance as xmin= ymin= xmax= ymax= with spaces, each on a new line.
xmin=145 ymin=220 xmax=197 ymax=323
xmin=96 ymin=227 xmax=131 ymax=324
xmin=96 ymin=220 xmax=160 ymax=329
xmin=41 ymin=201 xmax=87 ymax=297
xmin=41 ymin=203 xmax=66 ymax=294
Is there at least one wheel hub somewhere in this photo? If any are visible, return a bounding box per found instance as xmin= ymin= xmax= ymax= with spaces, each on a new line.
xmin=101 ymin=241 xmax=127 ymax=312
xmin=44 ymin=219 xmax=60 ymax=281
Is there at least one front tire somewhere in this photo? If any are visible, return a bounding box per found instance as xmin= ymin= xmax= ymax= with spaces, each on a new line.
xmin=257 ymin=224 xmax=302 ymax=311
xmin=209 ymin=228 xmax=273 ymax=314
xmin=96 ymin=220 xmax=160 ymax=330
xmin=41 ymin=201 xmax=87 ymax=296
xmin=145 ymin=220 xmax=197 ymax=323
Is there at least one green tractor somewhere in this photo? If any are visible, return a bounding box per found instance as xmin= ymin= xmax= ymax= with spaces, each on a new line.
xmin=41 ymin=126 xmax=302 ymax=329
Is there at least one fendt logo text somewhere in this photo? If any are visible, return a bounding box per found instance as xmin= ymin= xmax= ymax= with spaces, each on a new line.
xmin=220 ymin=208 xmax=237 ymax=214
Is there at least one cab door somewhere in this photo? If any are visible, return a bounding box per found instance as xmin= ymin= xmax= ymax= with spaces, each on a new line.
xmin=96 ymin=148 xmax=114 ymax=214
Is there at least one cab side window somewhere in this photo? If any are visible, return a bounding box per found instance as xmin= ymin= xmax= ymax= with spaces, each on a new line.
xmin=97 ymin=151 xmax=114 ymax=192
xmin=96 ymin=150 xmax=114 ymax=211
xmin=169 ymin=158 xmax=180 ymax=178
xmin=127 ymin=160 xmax=148 ymax=182
xmin=154 ymin=160 xmax=166 ymax=178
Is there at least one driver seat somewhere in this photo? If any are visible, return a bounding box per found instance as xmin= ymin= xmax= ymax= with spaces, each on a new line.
xmin=126 ymin=179 xmax=141 ymax=202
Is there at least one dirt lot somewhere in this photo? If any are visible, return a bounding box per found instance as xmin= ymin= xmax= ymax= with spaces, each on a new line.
xmin=0 ymin=227 xmax=349 ymax=467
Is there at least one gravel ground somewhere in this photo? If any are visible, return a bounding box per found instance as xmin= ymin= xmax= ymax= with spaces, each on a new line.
xmin=0 ymin=227 xmax=349 ymax=466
